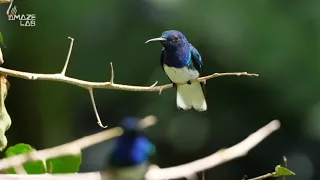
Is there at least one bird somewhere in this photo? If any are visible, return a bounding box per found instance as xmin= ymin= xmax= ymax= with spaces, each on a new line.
xmin=104 ymin=117 xmax=156 ymax=180
xmin=145 ymin=30 xmax=207 ymax=112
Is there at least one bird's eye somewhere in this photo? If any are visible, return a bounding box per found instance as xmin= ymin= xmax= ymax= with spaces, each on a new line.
xmin=172 ymin=37 xmax=179 ymax=41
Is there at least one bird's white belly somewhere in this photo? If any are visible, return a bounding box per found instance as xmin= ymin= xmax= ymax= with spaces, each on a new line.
xmin=163 ymin=65 xmax=199 ymax=83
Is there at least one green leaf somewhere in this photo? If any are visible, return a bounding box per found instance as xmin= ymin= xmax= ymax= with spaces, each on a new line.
xmin=46 ymin=154 xmax=82 ymax=173
xmin=5 ymin=143 xmax=46 ymax=174
xmin=0 ymin=32 xmax=5 ymax=48
xmin=275 ymin=165 xmax=296 ymax=176
xmin=5 ymin=143 xmax=82 ymax=174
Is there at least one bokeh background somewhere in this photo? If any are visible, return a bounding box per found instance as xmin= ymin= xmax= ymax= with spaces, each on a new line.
xmin=1 ymin=0 xmax=319 ymax=179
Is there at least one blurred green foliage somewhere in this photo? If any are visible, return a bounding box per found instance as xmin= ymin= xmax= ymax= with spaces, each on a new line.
xmin=5 ymin=143 xmax=81 ymax=174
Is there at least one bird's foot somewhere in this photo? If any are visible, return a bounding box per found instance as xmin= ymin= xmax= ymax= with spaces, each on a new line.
xmin=172 ymin=83 xmax=177 ymax=88
xmin=187 ymin=80 xmax=192 ymax=85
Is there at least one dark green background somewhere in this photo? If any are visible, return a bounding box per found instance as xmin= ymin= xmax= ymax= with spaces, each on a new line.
xmin=1 ymin=0 xmax=319 ymax=179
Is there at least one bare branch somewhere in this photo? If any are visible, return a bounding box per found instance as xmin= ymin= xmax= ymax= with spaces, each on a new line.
xmin=144 ymin=120 xmax=281 ymax=180
xmin=88 ymin=88 xmax=107 ymax=128
xmin=149 ymin=81 xmax=158 ymax=87
xmin=0 ymin=66 xmax=258 ymax=92
xmin=5 ymin=0 xmax=13 ymax=17
xmin=247 ymin=172 xmax=277 ymax=180
xmin=282 ymin=156 xmax=287 ymax=180
xmin=13 ymin=164 xmax=27 ymax=174
xmin=0 ymin=115 xmax=155 ymax=174
xmin=109 ymin=62 xmax=114 ymax=84
xmin=0 ymin=37 xmax=258 ymax=127
xmin=0 ymin=172 xmax=104 ymax=180
xmin=0 ymin=0 xmax=11 ymax=3
xmin=61 ymin=37 xmax=74 ymax=76
xmin=0 ymin=47 xmax=3 ymax=64
xmin=139 ymin=115 xmax=157 ymax=129
xmin=0 ymin=127 xmax=123 ymax=171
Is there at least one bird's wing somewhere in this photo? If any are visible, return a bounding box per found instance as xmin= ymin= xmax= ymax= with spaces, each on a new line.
xmin=190 ymin=44 xmax=206 ymax=96
xmin=190 ymin=44 xmax=203 ymax=74
xmin=160 ymin=47 xmax=165 ymax=70
xmin=160 ymin=48 xmax=175 ymax=87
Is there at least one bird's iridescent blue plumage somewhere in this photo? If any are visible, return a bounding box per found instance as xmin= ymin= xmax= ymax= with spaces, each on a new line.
xmin=146 ymin=30 xmax=207 ymax=112
xmin=159 ymin=30 xmax=203 ymax=71
xmin=108 ymin=117 xmax=154 ymax=168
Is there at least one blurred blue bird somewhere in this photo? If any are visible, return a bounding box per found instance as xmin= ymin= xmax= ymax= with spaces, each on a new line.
xmin=105 ymin=117 xmax=155 ymax=180
xmin=146 ymin=30 xmax=207 ymax=112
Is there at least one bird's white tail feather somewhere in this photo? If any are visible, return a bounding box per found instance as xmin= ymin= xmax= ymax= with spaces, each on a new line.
xmin=176 ymin=82 xmax=207 ymax=112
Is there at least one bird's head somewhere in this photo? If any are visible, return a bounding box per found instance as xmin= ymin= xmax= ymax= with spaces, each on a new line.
xmin=145 ymin=30 xmax=188 ymax=49
xmin=121 ymin=117 xmax=141 ymax=132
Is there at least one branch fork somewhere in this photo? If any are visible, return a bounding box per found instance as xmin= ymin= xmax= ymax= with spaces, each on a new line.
xmin=0 ymin=37 xmax=258 ymax=128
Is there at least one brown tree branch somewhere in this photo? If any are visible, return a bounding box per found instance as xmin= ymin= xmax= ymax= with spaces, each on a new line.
xmin=0 ymin=119 xmax=278 ymax=180
xmin=0 ymin=66 xmax=258 ymax=91
xmin=144 ymin=120 xmax=281 ymax=180
xmin=0 ymin=38 xmax=258 ymax=92
xmin=0 ymin=37 xmax=258 ymax=127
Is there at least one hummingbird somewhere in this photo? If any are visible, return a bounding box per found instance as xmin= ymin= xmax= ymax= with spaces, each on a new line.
xmin=104 ymin=117 xmax=155 ymax=180
xmin=146 ymin=30 xmax=207 ymax=112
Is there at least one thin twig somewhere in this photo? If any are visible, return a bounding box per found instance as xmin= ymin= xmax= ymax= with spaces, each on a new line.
xmin=245 ymin=156 xmax=289 ymax=180
xmin=0 ymin=127 xmax=123 ymax=171
xmin=247 ymin=172 xmax=277 ymax=180
xmin=88 ymin=88 xmax=107 ymax=128
xmin=282 ymin=156 xmax=287 ymax=180
xmin=202 ymin=171 xmax=205 ymax=180
xmin=144 ymin=120 xmax=281 ymax=180
xmin=0 ymin=47 xmax=3 ymax=64
xmin=61 ymin=37 xmax=74 ymax=76
xmin=109 ymin=62 xmax=114 ymax=84
xmin=4 ymin=0 xmax=12 ymax=16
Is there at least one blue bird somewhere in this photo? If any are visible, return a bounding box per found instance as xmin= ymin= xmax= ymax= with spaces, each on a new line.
xmin=146 ymin=30 xmax=207 ymax=112
xmin=105 ymin=117 xmax=155 ymax=180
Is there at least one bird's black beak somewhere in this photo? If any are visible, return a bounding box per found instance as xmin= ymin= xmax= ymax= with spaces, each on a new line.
xmin=145 ymin=37 xmax=167 ymax=44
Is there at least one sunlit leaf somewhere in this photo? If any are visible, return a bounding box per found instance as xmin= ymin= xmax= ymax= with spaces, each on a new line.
xmin=46 ymin=154 xmax=82 ymax=173
xmin=5 ymin=143 xmax=82 ymax=174
xmin=5 ymin=143 xmax=46 ymax=174
xmin=275 ymin=165 xmax=295 ymax=176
